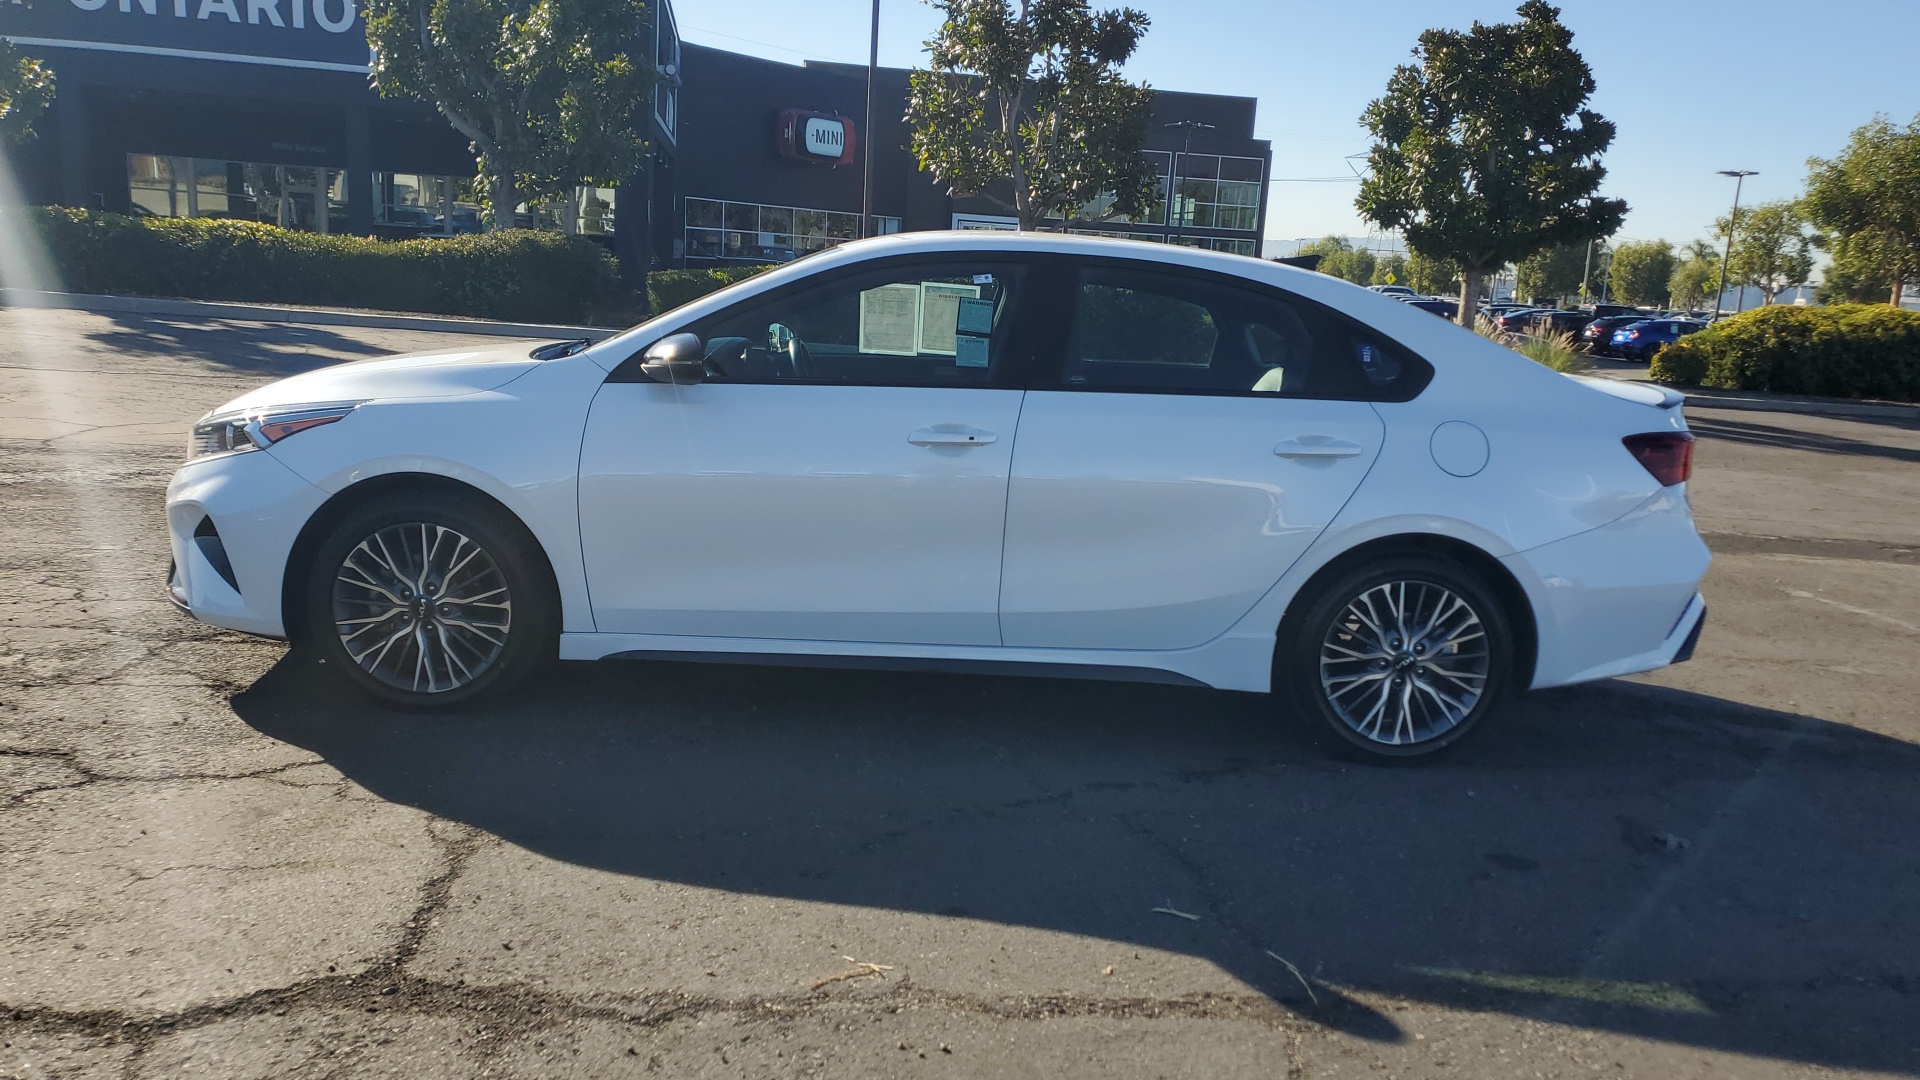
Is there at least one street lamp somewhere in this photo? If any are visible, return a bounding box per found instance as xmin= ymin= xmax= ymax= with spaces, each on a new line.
xmin=1713 ymin=169 xmax=1757 ymax=321
xmin=1163 ymin=120 xmax=1216 ymax=245
xmin=860 ymin=0 xmax=879 ymax=239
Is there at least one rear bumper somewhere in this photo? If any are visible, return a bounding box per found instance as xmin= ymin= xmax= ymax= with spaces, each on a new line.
xmin=1503 ymin=488 xmax=1712 ymax=689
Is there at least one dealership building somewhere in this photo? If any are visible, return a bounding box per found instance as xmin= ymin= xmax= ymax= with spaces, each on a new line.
xmin=2 ymin=0 xmax=1273 ymax=276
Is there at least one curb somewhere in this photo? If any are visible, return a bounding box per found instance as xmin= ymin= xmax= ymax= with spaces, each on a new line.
xmin=0 ymin=288 xmax=619 ymax=341
xmin=1679 ymin=388 xmax=1919 ymax=423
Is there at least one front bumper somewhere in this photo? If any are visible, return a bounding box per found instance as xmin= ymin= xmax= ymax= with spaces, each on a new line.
xmin=1503 ymin=487 xmax=1712 ymax=689
xmin=166 ymin=449 xmax=329 ymax=639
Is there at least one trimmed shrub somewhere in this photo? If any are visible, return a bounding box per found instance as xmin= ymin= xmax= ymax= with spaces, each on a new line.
xmin=21 ymin=207 xmax=623 ymax=325
xmin=646 ymin=264 xmax=775 ymax=317
xmin=1649 ymin=304 xmax=1920 ymax=402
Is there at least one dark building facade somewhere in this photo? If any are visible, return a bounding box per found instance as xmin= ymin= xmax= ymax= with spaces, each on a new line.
xmin=3 ymin=0 xmax=1270 ymax=278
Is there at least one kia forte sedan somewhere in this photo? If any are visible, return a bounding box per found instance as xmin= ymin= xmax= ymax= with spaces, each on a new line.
xmin=166 ymin=233 xmax=1708 ymax=758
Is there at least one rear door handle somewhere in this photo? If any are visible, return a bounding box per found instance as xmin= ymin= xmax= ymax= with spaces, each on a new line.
xmin=910 ymin=426 xmax=997 ymax=447
xmin=1274 ymin=435 xmax=1365 ymax=459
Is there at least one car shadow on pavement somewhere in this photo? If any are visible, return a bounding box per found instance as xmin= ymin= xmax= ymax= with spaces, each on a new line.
xmin=84 ymin=314 xmax=391 ymax=378
xmin=1690 ymin=414 xmax=1920 ymax=461
xmin=234 ymin=656 xmax=1920 ymax=1075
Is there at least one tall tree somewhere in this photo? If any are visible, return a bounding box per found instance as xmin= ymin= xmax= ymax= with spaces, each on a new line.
xmin=0 ymin=41 xmax=55 ymax=146
xmin=906 ymin=0 xmax=1157 ymax=231
xmin=1717 ymin=200 xmax=1815 ymax=306
xmin=1607 ymin=240 xmax=1677 ymax=308
xmin=1668 ymin=251 xmax=1719 ymax=311
xmin=1297 ymin=236 xmax=1377 ymax=286
xmin=1803 ymin=113 xmax=1920 ymax=306
xmin=1372 ymin=252 xmax=1409 ymax=288
xmin=1515 ymin=243 xmax=1591 ymax=304
xmin=1406 ymin=250 xmax=1461 ymax=297
xmin=1813 ymin=231 xmax=1895 ymax=304
xmin=364 ymin=0 xmax=653 ymax=230
xmin=1355 ymin=2 xmax=1626 ymax=325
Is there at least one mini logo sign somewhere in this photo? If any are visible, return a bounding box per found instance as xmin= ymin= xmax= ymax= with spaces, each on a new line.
xmin=777 ymin=109 xmax=856 ymax=167
xmin=803 ymin=117 xmax=845 ymax=158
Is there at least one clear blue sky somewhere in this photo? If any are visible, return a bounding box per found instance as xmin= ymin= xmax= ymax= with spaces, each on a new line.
xmin=672 ymin=0 xmax=1920 ymax=256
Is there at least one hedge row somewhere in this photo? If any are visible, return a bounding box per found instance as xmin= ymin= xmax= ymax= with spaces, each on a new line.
xmin=1649 ymin=304 xmax=1920 ymax=403
xmin=21 ymin=207 xmax=625 ymax=325
xmin=646 ymin=264 xmax=775 ymax=316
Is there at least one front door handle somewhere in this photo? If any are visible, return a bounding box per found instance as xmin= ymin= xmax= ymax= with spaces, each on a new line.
xmin=1274 ymin=435 xmax=1365 ymax=459
xmin=910 ymin=426 xmax=997 ymax=447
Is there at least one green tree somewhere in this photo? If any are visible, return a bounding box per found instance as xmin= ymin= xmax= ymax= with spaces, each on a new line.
xmin=1297 ymin=236 xmax=1377 ymax=286
xmin=1668 ymin=254 xmax=1718 ymax=312
xmin=1803 ymin=114 xmax=1920 ymax=306
xmin=1356 ymin=2 xmax=1626 ymax=324
xmin=0 ymin=41 xmax=55 ymax=146
xmin=1406 ymin=250 xmax=1461 ymax=297
xmin=1515 ymin=243 xmax=1592 ymax=305
xmin=1716 ymin=200 xmax=1815 ymax=307
xmin=1372 ymin=252 xmax=1409 ymax=287
xmin=1607 ymin=240 xmax=1677 ymax=307
xmin=1814 ymin=231 xmax=1895 ymax=304
xmin=364 ymin=0 xmax=653 ymax=230
xmin=907 ymin=0 xmax=1157 ymax=231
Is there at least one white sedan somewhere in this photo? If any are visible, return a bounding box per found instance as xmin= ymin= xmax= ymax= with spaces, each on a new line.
xmin=166 ymin=232 xmax=1708 ymax=758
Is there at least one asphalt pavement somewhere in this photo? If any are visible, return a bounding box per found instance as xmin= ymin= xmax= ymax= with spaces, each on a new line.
xmin=2 ymin=307 xmax=1916 ymax=1079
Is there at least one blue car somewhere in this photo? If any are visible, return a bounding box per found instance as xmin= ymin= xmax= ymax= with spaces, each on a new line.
xmin=1609 ymin=318 xmax=1706 ymax=362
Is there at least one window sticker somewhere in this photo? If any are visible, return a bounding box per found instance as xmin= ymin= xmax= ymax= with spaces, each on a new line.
xmin=858 ymin=284 xmax=921 ymax=356
xmin=916 ymin=281 xmax=982 ymax=356
xmin=955 ymin=334 xmax=990 ymax=368
xmin=956 ymin=296 xmax=995 ymax=336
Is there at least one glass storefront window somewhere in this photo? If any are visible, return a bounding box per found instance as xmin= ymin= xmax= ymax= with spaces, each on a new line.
xmin=1170 ymin=153 xmax=1263 ymax=234
xmin=128 ymin=155 xmax=344 ymax=233
xmin=685 ymin=199 xmax=886 ymax=263
xmin=377 ymin=173 xmax=483 ymax=236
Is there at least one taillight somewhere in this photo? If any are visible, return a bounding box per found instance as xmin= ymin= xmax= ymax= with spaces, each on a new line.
xmin=1623 ymin=432 xmax=1695 ymax=486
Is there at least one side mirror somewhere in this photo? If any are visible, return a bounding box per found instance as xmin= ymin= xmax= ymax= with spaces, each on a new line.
xmin=639 ymin=333 xmax=707 ymax=385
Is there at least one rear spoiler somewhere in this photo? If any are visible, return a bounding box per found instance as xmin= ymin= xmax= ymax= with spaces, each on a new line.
xmin=1570 ymin=375 xmax=1686 ymax=410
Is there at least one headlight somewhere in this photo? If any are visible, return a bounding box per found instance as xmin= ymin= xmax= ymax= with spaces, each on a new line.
xmin=187 ymin=402 xmax=364 ymax=462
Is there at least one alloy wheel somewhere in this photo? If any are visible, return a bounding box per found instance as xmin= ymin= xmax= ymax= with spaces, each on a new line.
xmin=1317 ymin=579 xmax=1491 ymax=747
xmin=330 ymin=522 xmax=513 ymax=694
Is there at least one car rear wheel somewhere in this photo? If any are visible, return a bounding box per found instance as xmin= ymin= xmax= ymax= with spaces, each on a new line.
xmin=302 ymin=489 xmax=555 ymax=708
xmin=1280 ymin=555 xmax=1514 ymax=759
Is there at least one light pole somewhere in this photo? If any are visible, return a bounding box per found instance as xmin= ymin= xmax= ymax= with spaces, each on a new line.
xmin=1579 ymin=238 xmax=1595 ymax=306
xmin=1713 ymin=170 xmax=1757 ymax=321
xmin=1162 ymin=120 xmax=1215 ymax=245
xmin=860 ymin=0 xmax=879 ymax=239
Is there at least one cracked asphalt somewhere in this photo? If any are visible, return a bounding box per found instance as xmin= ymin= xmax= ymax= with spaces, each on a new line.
xmin=1 ymin=306 xmax=1917 ymax=1079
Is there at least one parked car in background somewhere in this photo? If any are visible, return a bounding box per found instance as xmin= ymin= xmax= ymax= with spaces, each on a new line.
xmin=1489 ymin=308 xmax=1546 ymax=334
xmin=1587 ymin=304 xmax=1647 ymax=319
xmin=1523 ymin=310 xmax=1594 ymax=337
xmin=1368 ymin=284 xmax=1419 ymax=298
xmin=1610 ymin=318 xmax=1707 ymax=362
xmin=166 ymin=231 xmax=1709 ymax=759
xmin=1581 ymin=315 xmax=1651 ymax=356
xmin=1401 ymin=297 xmax=1459 ymax=319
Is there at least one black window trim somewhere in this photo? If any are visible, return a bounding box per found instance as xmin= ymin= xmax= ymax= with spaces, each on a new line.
xmin=605 ymin=251 xmax=1047 ymax=389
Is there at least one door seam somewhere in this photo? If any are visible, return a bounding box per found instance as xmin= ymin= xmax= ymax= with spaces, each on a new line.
xmin=993 ymin=390 xmax=1028 ymax=646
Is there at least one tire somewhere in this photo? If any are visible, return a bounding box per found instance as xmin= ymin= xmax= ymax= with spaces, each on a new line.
xmin=302 ymin=488 xmax=556 ymax=708
xmin=1279 ymin=555 xmax=1514 ymax=759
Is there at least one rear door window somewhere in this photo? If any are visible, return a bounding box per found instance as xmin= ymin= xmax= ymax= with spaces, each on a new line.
xmin=1055 ymin=264 xmax=1430 ymax=401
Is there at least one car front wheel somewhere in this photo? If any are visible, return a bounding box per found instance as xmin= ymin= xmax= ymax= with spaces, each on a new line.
xmin=1281 ymin=555 xmax=1514 ymax=759
xmin=302 ymin=489 xmax=555 ymax=707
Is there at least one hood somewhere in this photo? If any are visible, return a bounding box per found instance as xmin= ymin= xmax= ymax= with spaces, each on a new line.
xmin=209 ymin=343 xmax=547 ymax=417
